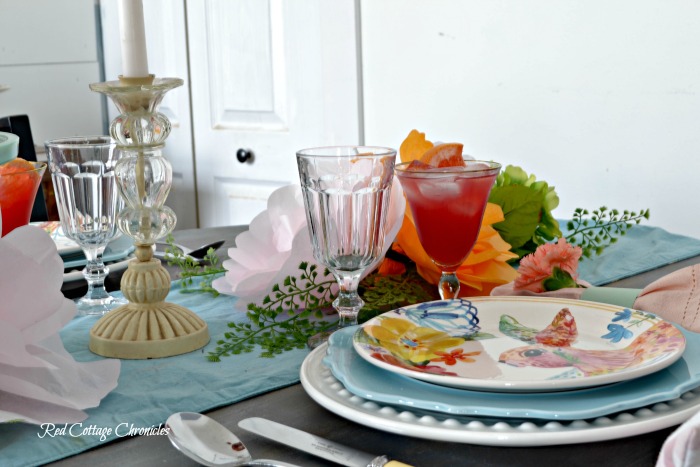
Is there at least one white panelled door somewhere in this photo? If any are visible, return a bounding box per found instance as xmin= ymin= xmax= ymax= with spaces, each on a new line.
xmin=187 ymin=0 xmax=361 ymax=227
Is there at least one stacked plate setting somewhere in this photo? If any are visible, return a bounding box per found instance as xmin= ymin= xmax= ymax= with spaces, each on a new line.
xmin=300 ymin=297 xmax=700 ymax=446
xmin=35 ymin=221 xmax=135 ymax=282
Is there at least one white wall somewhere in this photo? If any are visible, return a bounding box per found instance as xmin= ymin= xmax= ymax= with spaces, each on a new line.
xmin=361 ymin=0 xmax=700 ymax=238
xmin=0 ymin=0 xmax=103 ymax=145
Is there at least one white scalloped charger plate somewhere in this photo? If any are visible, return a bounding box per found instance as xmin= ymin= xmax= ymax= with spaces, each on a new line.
xmin=354 ymin=297 xmax=685 ymax=392
xmin=327 ymin=326 xmax=700 ymax=420
xmin=301 ymin=343 xmax=700 ymax=446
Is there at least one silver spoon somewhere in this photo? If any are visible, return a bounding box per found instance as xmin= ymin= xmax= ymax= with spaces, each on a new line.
xmin=166 ymin=412 xmax=300 ymax=467
xmin=154 ymin=240 xmax=225 ymax=261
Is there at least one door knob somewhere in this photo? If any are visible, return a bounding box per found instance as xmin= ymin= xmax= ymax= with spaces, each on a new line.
xmin=236 ymin=148 xmax=253 ymax=163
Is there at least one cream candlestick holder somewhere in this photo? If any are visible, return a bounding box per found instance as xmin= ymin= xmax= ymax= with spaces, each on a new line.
xmin=88 ymin=75 xmax=209 ymax=359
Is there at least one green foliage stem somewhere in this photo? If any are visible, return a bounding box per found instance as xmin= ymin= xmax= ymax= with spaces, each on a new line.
xmin=163 ymin=234 xmax=226 ymax=295
xmin=208 ymin=262 xmax=337 ymax=360
xmin=565 ymin=207 xmax=651 ymax=259
xmin=208 ymin=260 xmax=436 ymax=361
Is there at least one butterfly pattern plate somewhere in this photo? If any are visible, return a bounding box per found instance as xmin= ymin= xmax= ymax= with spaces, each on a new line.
xmin=353 ymin=297 xmax=685 ymax=392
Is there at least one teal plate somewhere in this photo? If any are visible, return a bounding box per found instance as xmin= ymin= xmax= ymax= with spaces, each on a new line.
xmin=325 ymin=325 xmax=700 ymax=420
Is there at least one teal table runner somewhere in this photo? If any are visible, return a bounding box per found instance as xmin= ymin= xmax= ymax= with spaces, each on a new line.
xmin=0 ymin=284 xmax=307 ymax=467
xmin=570 ymin=224 xmax=700 ymax=285
xmin=3 ymin=223 xmax=700 ymax=466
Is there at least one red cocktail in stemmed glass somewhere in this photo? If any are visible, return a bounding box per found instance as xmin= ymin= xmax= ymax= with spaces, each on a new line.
xmin=0 ymin=160 xmax=46 ymax=236
xmin=395 ymin=159 xmax=501 ymax=298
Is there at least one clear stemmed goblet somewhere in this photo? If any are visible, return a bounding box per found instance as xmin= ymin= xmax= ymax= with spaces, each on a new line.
xmin=45 ymin=136 xmax=127 ymax=316
xmin=395 ymin=159 xmax=501 ymax=299
xmin=297 ymin=146 xmax=397 ymax=347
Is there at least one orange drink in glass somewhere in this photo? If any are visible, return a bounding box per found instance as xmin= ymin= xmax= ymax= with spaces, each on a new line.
xmin=0 ymin=160 xmax=47 ymax=236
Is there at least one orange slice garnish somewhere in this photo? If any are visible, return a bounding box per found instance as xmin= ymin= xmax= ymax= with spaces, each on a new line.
xmin=0 ymin=157 xmax=35 ymax=175
xmin=420 ymin=143 xmax=465 ymax=168
xmin=404 ymin=160 xmax=433 ymax=171
xmin=400 ymin=130 xmax=433 ymax=163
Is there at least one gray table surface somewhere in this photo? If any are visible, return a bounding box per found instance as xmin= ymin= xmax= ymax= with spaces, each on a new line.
xmin=49 ymin=226 xmax=700 ymax=467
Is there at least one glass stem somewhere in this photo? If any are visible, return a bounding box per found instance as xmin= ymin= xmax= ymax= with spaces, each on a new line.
xmin=332 ymin=270 xmax=364 ymax=328
xmin=82 ymin=246 xmax=110 ymax=301
xmin=439 ymin=271 xmax=461 ymax=299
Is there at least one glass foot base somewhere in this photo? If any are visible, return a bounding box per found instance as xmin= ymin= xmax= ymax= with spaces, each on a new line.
xmin=76 ymin=295 xmax=128 ymax=316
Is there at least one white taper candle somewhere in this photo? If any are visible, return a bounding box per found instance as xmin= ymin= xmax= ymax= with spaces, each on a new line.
xmin=117 ymin=0 xmax=150 ymax=78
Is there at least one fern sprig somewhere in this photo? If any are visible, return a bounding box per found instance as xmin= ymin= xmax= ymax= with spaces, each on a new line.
xmin=358 ymin=263 xmax=436 ymax=322
xmin=207 ymin=262 xmax=337 ymax=360
xmin=565 ymin=207 xmax=650 ymax=258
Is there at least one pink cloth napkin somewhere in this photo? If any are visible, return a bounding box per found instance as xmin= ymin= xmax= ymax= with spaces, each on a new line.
xmin=638 ymin=265 xmax=700 ymax=466
xmin=657 ymin=409 xmax=700 ymax=467
xmin=490 ymin=280 xmax=592 ymax=301
xmin=492 ymin=264 xmax=700 ymax=332
xmin=634 ymin=265 xmax=700 ymax=332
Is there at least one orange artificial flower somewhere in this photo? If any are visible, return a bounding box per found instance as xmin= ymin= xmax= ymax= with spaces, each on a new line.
xmin=377 ymin=257 xmax=406 ymax=276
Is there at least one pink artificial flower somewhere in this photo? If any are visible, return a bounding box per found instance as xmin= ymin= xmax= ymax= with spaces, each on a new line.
xmin=514 ymin=238 xmax=583 ymax=293
xmin=0 ymin=225 xmax=120 ymax=424
xmin=213 ymin=182 xmax=406 ymax=311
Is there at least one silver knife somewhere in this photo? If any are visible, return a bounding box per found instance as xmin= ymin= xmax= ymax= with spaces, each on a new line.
xmin=238 ymin=417 xmax=411 ymax=467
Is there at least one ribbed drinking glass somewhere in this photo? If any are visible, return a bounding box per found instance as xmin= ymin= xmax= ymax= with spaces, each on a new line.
xmin=45 ymin=136 xmax=127 ymax=315
xmin=297 ymin=146 xmax=396 ymax=347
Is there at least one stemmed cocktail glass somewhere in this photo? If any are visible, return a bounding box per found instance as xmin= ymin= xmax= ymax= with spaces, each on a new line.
xmin=297 ymin=146 xmax=396 ymax=347
xmin=395 ymin=159 xmax=501 ymax=299
xmin=45 ymin=137 xmax=127 ymax=316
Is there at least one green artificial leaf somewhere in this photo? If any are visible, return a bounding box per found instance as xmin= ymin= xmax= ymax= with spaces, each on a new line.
xmin=542 ymin=267 xmax=579 ymax=291
xmin=488 ymin=165 xmax=563 ymax=259
xmin=541 ymin=183 xmax=560 ymax=212
xmin=510 ymin=239 xmax=540 ymax=259
xmin=496 ymin=165 xmax=530 ymax=186
xmin=537 ymin=205 xmax=562 ymax=241
xmin=488 ymin=185 xmax=543 ymax=250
